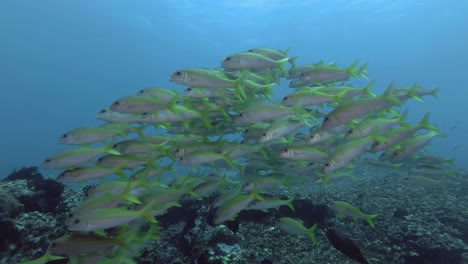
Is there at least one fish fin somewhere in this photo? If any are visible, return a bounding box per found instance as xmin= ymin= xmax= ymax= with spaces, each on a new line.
xmin=306 ymin=223 xmax=319 ymax=244
xmin=346 ymin=60 xmax=361 ymax=79
xmin=363 ymin=80 xmax=376 ymax=97
xmin=365 ymin=214 xmax=378 ymax=229
xmin=20 ymin=250 xmax=67 ymax=264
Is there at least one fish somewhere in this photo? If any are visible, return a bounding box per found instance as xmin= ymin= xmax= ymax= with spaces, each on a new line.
xmin=277 ymin=217 xmax=318 ymax=244
xmin=390 ymin=131 xmax=444 ymax=160
xmin=370 ymin=113 xmax=437 ymax=152
xmin=169 ymin=68 xmax=249 ymax=100
xmin=110 ymin=95 xmax=178 ymax=113
xmin=326 ymin=229 xmax=369 ymax=264
xmin=322 ymin=84 xmax=402 ymax=129
xmin=322 ymin=135 xmax=375 ymax=174
xmin=221 ymin=52 xmax=290 ymax=76
xmin=65 ymin=202 xmax=157 ymax=232
xmin=59 ymin=125 xmax=124 ymax=145
xmin=57 ymin=165 xmax=126 ymax=183
xmin=330 ymin=201 xmax=378 ymax=228
xmin=248 ymin=196 xmax=295 ymax=212
xmin=42 ymin=143 xmax=121 ymax=170
xmin=278 ymin=145 xmax=327 ymax=161
xmin=214 ymin=190 xmax=264 ymax=224
xmin=48 ymin=233 xmax=123 ymax=257
xmin=289 ymin=60 xmax=367 ymax=87
xmin=403 ymin=175 xmax=446 ymax=189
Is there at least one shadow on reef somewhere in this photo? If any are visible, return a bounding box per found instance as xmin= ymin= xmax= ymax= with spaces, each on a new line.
xmin=149 ymin=196 xmax=332 ymax=264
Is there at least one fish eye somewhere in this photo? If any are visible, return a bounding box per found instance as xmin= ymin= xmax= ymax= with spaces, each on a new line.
xmin=187 ymin=88 xmax=192 ymax=91
xmin=244 ymin=129 xmax=249 ymax=133
xmin=138 ymin=90 xmax=143 ymax=94
xmin=238 ymin=113 xmax=243 ymax=117
xmin=283 ymin=148 xmax=288 ymax=152
xmin=74 ymin=219 xmax=80 ymax=224
xmin=283 ymin=96 xmax=288 ymax=100
xmin=324 ymin=117 xmax=329 ymax=121
xmin=373 ymin=142 xmax=379 ymax=146
xmin=347 ymin=129 xmax=353 ymax=134
xmin=61 ymin=134 xmax=68 ymax=138
xmin=97 ymin=157 xmax=103 ymax=162
xmin=50 ymin=242 xmax=57 ymax=248
xmin=225 ymin=57 xmax=231 ymax=61
xmin=45 ymin=159 xmax=50 ymax=163
xmin=325 ymin=163 xmax=330 ymax=167
xmin=262 ymin=133 xmax=267 ymax=137
xmin=99 ymin=109 xmax=107 ymax=113
xmin=113 ymin=101 xmax=120 ymax=105
xmin=175 ymin=71 xmax=181 ymax=76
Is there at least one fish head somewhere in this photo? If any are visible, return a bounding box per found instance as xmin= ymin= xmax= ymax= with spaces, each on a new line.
xmin=370 ymin=140 xmax=386 ymax=152
xmin=278 ymin=148 xmax=293 ymax=159
xmin=321 ymin=115 xmax=337 ymax=129
xmin=258 ymin=132 xmax=272 ymax=143
xmin=390 ymin=150 xmax=403 ymax=161
xmin=96 ymin=108 xmax=113 ymax=120
xmin=64 ymin=213 xmax=88 ymax=232
xmin=344 ymin=128 xmax=355 ymax=140
xmin=221 ymin=55 xmax=241 ymax=69
xmin=281 ymin=95 xmax=296 ymax=106
xmin=242 ymin=182 xmax=254 ymax=192
xmin=183 ymin=87 xmax=196 ymax=97
xmin=174 ymin=147 xmax=184 ymax=157
xmin=169 ymin=70 xmax=190 ymax=85
xmin=233 ymin=112 xmax=251 ymax=126
xmin=322 ymin=159 xmax=337 ymax=174
xmin=58 ymin=133 xmax=72 ymax=144
xmin=307 ymin=133 xmax=321 ymax=144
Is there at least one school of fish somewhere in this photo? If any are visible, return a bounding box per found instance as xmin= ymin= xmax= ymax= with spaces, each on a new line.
xmin=30 ymin=48 xmax=450 ymax=263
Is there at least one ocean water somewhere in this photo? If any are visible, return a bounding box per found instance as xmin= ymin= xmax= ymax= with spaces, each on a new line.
xmin=1 ymin=1 xmax=467 ymax=177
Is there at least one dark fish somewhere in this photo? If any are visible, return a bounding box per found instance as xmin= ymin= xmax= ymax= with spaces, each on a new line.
xmin=326 ymin=229 xmax=369 ymax=264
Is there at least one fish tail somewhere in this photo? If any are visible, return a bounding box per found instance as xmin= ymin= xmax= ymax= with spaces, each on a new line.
xmin=363 ymin=80 xmax=376 ymax=97
xmin=288 ymin=56 xmax=297 ymax=68
xmin=306 ymin=223 xmax=319 ymax=244
xmin=431 ymin=86 xmax=440 ymax=101
xmin=285 ymin=196 xmax=295 ymax=212
xmin=365 ymin=214 xmax=378 ymax=228
xmin=409 ymin=84 xmax=424 ymax=102
xmin=276 ymin=58 xmax=290 ymax=77
xmin=140 ymin=201 xmax=158 ymax=223
xmin=234 ymin=70 xmax=250 ymax=100
xmin=346 ymin=60 xmax=361 ymax=79
xmin=382 ymin=83 xmax=402 ymax=105
xmin=417 ymin=113 xmax=438 ymax=131
xmin=21 ymin=250 xmax=67 ymax=264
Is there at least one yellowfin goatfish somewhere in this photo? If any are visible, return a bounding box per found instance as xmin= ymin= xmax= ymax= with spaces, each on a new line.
xmin=331 ymin=201 xmax=378 ymax=228
xmin=322 ymin=135 xmax=375 ymax=174
xmin=322 ymin=85 xmax=402 ymax=129
xmin=277 ymin=217 xmax=318 ymax=244
xmin=221 ymin=52 xmax=290 ymax=76
xmin=42 ymin=143 xmax=121 ymax=170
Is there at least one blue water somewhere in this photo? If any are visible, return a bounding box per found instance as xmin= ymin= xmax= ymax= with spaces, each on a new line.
xmin=1 ymin=0 xmax=467 ymax=177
